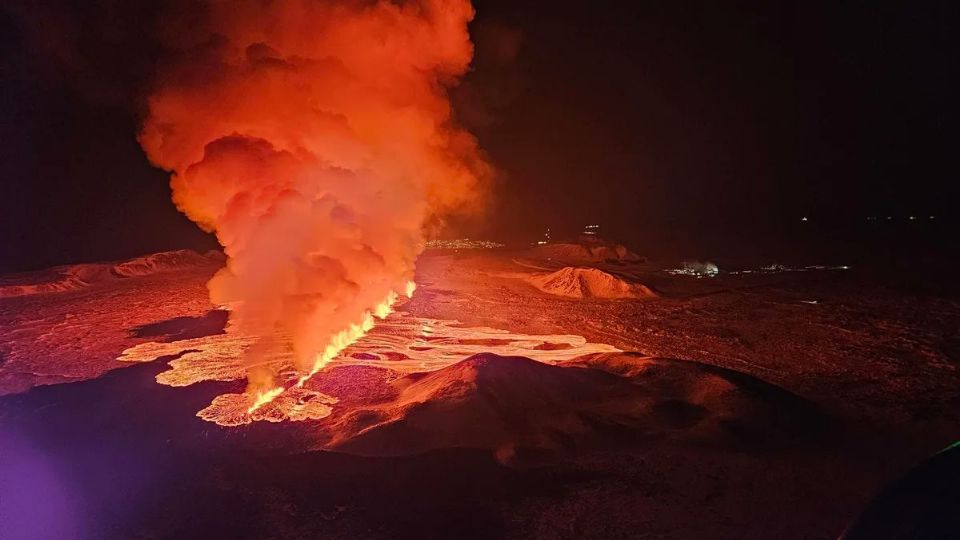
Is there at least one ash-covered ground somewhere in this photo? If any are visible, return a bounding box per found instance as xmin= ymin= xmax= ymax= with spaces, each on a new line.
xmin=0 ymin=245 xmax=957 ymax=539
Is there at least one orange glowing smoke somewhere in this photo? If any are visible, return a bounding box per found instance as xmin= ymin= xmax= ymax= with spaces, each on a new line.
xmin=139 ymin=0 xmax=490 ymax=407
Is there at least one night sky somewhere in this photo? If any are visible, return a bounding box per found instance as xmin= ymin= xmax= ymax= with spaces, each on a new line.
xmin=1 ymin=0 xmax=956 ymax=272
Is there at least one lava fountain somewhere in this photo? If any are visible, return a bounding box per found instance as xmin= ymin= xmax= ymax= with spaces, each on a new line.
xmin=138 ymin=0 xmax=490 ymax=412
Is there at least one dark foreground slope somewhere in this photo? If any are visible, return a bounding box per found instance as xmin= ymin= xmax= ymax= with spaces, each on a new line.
xmin=0 ymin=350 xmax=897 ymax=539
xmin=330 ymin=353 xmax=825 ymax=456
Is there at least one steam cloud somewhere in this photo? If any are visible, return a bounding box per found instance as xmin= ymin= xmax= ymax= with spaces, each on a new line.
xmin=139 ymin=0 xmax=489 ymax=399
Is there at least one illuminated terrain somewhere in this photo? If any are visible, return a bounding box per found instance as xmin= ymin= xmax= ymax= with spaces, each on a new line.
xmin=1 ymin=246 xmax=957 ymax=538
xmin=117 ymin=309 xmax=620 ymax=426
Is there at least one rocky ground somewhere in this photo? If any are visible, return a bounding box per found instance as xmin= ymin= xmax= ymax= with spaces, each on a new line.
xmin=0 ymin=246 xmax=957 ymax=538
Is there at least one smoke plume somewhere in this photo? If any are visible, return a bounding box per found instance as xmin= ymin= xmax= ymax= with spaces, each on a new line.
xmin=139 ymin=0 xmax=489 ymax=404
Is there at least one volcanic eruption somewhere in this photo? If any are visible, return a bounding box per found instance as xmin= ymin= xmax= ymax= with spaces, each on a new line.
xmin=138 ymin=0 xmax=490 ymax=414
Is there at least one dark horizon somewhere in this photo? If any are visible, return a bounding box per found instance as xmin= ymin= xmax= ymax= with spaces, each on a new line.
xmin=1 ymin=0 xmax=956 ymax=272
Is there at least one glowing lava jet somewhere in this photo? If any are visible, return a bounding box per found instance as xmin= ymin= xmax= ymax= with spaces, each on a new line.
xmin=117 ymin=302 xmax=622 ymax=426
xmin=247 ymin=281 xmax=415 ymax=414
xmin=138 ymin=0 xmax=489 ymax=414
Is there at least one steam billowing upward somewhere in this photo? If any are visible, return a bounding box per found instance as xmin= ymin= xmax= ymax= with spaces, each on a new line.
xmin=139 ymin=0 xmax=490 ymax=401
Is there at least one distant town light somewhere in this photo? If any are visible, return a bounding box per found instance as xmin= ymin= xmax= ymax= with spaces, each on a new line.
xmin=929 ymin=215 xmax=936 ymax=220
xmin=909 ymin=216 xmax=916 ymax=220
xmin=665 ymin=261 xmax=719 ymax=278
xmin=801 ymin=216 xmax=808 ymax=222
xmin=425 ymin=239 xmax=505 ymax=250
xmin=726 ymin=264 xmax=850 ymax=276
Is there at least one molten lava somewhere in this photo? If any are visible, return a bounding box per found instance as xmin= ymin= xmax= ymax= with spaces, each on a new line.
xmin=247 ymin=280 xmax=416 ymax=413
xmin=117 ymin=275 xmax=621 ymax=427
xmin=247 ymin=386 xmax=284 ymax=415
xmin=138 ymin=0 xmax=489 ymax=409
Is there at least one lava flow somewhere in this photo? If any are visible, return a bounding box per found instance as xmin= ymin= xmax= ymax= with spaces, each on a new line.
xmin=137 ymin=0 xmax=490 ymax=413
xmin=116 ymin=284 xmax=620 ymax=427
xmin=246 ymin=281 xmax=415 ymax=414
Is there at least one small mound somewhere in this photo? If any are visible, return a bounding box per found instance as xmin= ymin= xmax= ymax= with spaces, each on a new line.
xmin=0 ymin=250 xmax=222 ymax=298
xmin=111 ymin=250 xmax=221 ymax=277
xmin=328 ymin=352 xmax=826 ymax=456
xmin=529 ymin=242 xmax=642 ymax=264
xmin=578 ymin=352 xmax=828 ymax=444
xmin=525 ymin=267 xmax=658 ymax=299
xmin=0 ymin=264 xmax=115 ymax=298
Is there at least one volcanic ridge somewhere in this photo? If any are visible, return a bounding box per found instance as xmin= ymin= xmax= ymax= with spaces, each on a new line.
xmin=525 ymin=266 xmax=658 ymax=299
xmin=322 ymin=352 xmax=825 ymax=457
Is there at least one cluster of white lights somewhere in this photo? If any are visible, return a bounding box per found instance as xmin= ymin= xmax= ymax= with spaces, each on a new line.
xmin=667 ymin=262 xmax=851 ymax=278
xmin=425 ymin=239 xmax=505 ymax=250
xmin=537 ymin=227 xmax=552 ymax=245
xmin=728 ymin=264 xmax=850 ymax=275
xmin=665 ymin=262 xmax=720 ymax=278
xmin=865 ymin=215 xmax=936 ymax=221
xmin=805 ymin=216 xmax=938 ymax=222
